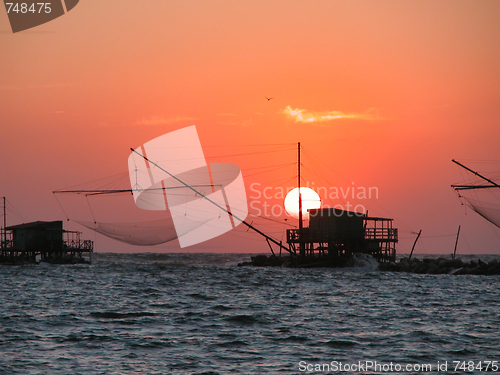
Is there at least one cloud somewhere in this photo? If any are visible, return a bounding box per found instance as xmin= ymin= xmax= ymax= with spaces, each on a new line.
xmin=240 ymin=119 xmax=254 ymax=127
xmin=283 ymin=106 xmax=383 ymax=123
xmin=135 ymin=116 xmax=197 ymax=126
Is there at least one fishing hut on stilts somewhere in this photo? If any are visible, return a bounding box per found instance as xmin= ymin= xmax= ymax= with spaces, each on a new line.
xmin=284 ymin=143 xmax=398 ymax=266
xmin=0 ymin=197 xmax=93 ymax=264
xmin=286 ymin=208 xmax=397 ymax=266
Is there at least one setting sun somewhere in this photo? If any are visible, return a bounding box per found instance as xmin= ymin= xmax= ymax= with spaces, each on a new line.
xmin=284 ymin=187 xmax=321 ymax=220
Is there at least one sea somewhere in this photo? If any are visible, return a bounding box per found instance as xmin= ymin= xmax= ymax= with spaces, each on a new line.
xmin=0 ymin=252 xmax=499 ymax=375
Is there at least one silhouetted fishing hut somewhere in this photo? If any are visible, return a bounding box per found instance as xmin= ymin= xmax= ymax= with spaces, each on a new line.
xmin=286 ymin=208 xmax=397 ymax=266
xmin=0 ymin=221 xmax=93 ymax=264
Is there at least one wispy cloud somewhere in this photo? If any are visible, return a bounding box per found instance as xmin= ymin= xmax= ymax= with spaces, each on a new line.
xmin=240 ymin=119 xmax=254 ymax=127
xmin=135 ymin=116 xmax=197 ymax=126
xmin=283 ymin=106 xmax=383 ymax=123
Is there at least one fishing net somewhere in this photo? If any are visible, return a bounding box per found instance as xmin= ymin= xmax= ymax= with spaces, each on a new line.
xmin=453 ymin=161 xmax=500 ymax=229
xmin=54 ymin=178 xmax=179 ymax=246
xmin=54 ymin=173 xmax=240 ymax=246
xmin=54 ymin=126 xmax=249 ymax=247
xmin=75 ymin=219 xmax=204 ymax=246
xmin=458 ymin=194 xmax=500 ymax=229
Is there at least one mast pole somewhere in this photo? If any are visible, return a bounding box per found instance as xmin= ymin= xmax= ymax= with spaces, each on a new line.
xmin=2 ymin=197 xmax=5 ymax=249
xmin=130 ymin=148 xmax=290 ymax=253
xmin=452 ymin=159 xmax=500 ymax=189
xmin=298 ymin=142 xmax=302 ymax=231
xmin=298 ymin=142 xmax=304 ymax=256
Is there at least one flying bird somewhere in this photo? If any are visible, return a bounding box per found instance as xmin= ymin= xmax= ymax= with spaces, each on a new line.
xmin=265 ymin=97 xmax=274 ymax=101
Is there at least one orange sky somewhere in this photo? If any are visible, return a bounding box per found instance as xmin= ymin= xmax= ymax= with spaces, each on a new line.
xmin=2 ymin=1 xmax=500 ymax=254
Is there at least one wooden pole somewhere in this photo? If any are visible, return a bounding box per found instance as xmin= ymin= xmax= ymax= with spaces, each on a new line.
xmin=298 ymin=142 xmax=302 ymax=231
xmin=452 ymin=225 xmax=461 ymax=259
xmin=408 ymin=229 xmax=422 ymax=260
xmin=298 ymin=142 xmax=304 ymax=256
xmin=2 ymin=197 xmax=6 ymax=249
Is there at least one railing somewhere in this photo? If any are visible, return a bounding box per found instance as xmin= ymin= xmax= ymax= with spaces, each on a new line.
xmin=287 ymin=228 xmax=398 ymax=243
xmin=64 ymin=239 xmax=94 ymax=251
xmin=287 ymin=229 xmax=299 ymax=242
xmin=0 ymin=230 xmax=13 ymax=249
xmin=63 ymin=230 xmax=93 ymax=251
xmin=287 ymin=228 xmax=361 ymax=243
xmin=287 ymin=228 xmax=310 ymax=243
xmin=81 ymin=240 xmax=94 ymax=250
xmin=364 ymin=228 xmax=398 ymax=241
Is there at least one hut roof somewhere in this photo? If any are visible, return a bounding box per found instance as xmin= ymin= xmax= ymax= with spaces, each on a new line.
xmin=5 ymin=221 xmax=63 ymax=231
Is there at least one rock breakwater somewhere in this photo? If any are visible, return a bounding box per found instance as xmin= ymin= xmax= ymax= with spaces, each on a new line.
xmin=378 ymin=257 xmax=500 ymax=275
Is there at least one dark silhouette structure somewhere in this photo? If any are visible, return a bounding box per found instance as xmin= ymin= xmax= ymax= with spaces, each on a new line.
xmin=287 ymin=208 xmax=397 ymax=266
xmin=0 ymin=221 xmax=93 ymax=264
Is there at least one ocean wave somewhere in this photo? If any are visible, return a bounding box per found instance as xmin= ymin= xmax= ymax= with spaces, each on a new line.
xmin=0 ymin=253 xmax=499 ymax=374
xmin=89 ymin=311 xmax=157 ymax=319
